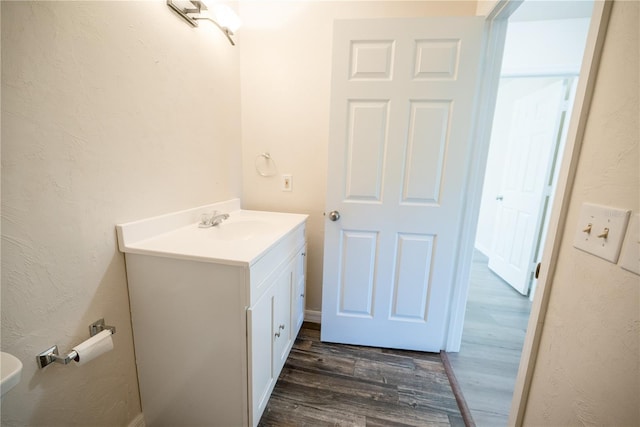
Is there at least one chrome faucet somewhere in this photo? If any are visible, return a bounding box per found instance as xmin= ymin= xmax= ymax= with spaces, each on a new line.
xmin=211 ymin=212 xmax=230 ymax=226
xmin=199 ymin=211 xmax=230 ymax=228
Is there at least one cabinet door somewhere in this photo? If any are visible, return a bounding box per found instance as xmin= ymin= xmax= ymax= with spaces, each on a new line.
xmin=273 ymin=260 xmax=294 ymax=376
xmin=248 ymin=290 xmax=274 ymax=426
xmin=293 ymin=247 xmax=307 ymax=334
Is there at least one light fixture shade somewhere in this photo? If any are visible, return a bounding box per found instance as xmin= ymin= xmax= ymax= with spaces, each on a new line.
xmin=212 ymin=4 xmax=241 ymax=33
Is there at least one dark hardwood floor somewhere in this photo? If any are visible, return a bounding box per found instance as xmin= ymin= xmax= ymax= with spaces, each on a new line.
xmin=259 ymin=324 xmax=464 ymax=427
xmin=446 ymin=251 xmax=532 ymax=427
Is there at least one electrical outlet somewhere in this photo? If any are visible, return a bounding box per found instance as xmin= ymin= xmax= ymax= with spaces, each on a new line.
xmin=573 ymin=203 xmax=631 ymax=263
xmin=282 ymin=174 xmax=292 ymax=192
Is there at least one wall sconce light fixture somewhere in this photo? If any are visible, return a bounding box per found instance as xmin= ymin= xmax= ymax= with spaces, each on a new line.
xmin=167 ymin=0 xmax=241 ymax=46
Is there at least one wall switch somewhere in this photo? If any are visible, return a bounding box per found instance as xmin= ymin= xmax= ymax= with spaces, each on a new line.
xmin=282 ymin=174 xmax=293 ymax=192
xmin=619 ymin=214 xmax=640 ymax=275
xmin=573 ymin=203 xmax=631 ymax=263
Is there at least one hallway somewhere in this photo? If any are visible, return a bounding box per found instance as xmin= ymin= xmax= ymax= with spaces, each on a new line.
xmin=447 ymin=251 xmax=532 ymax=426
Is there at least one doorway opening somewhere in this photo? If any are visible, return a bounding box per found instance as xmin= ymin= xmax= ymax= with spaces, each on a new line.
xmin=448 ymin=2 xmax=592 ymax=425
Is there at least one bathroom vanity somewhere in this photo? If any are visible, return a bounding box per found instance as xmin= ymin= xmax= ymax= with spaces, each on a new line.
xmin=117 ymin=199 xmax=307 ymax=427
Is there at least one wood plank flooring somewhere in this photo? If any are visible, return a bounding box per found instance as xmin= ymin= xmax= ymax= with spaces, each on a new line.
xmin=259 ymin=324 xmax=464 ymax=427
xmin=446 ymin=251 xmax=532 ymax=427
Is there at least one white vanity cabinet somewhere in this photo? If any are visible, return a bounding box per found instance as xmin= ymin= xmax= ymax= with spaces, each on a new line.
xmin=294 ymin=246 xmax=307 ymax=333
xmin=249 ymin=257 xmax=294 ymax=422
xmin=116 ymin=200 xmax=307 ymax=427
xmin=249 ymin=245 xmax=306 ymax=423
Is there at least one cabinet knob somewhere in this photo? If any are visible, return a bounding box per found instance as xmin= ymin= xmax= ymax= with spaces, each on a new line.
xmin=274 ymin=331 xmax=281 ymax=338
xmin=300 ymin=293 xmax=305 ymax=298
xmin=279 ymin=324 xmax=285 ymax=330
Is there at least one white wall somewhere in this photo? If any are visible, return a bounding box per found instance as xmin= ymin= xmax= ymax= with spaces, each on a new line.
xmin=502 ymin=18 xmax=591 ymax=76
xmin=523 ymin=1 xmax=639 ymax=424
xmin=238 ymin=0 xmax=477 ymax=312
xmin=1 ymin=1 xmax=241 ymax=425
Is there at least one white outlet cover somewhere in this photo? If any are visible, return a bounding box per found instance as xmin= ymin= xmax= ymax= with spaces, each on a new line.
xmin=573 ymin=203 xmax=631 ymax=263
xmin=619 ymin=214 xmax=640 ymax=275
xmin=281 ymin=174 xmax=292 ymax=192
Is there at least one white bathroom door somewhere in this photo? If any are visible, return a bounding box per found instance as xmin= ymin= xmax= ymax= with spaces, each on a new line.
xmin=321 ymin=17 xmax=485 ymax=351
xmin=488 ymin=80 xmax=566 ymax=295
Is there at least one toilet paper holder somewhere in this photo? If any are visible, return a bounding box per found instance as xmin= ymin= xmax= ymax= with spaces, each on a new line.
xmin=36 ymin=318 xmax=116 ymax=369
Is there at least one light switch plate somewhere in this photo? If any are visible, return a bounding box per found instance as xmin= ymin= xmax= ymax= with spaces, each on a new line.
xmin=619 ymin=214 xmax=640 ymax=275
xmin=573 ymin=203 xmax=631 ymax=263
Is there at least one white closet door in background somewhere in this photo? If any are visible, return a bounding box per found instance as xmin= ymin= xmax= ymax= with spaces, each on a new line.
xmin=489 ymin=79 xmax=567 ymax=295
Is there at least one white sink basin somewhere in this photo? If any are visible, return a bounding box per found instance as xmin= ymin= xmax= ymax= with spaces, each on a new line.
xmin=1 ymin=352 xmax=23 ymax=397
xmin=207 ymin=220 xmax=271 ymax=241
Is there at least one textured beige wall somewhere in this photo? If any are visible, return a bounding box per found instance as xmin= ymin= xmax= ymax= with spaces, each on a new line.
xmin=238 ymin=1 xmax=477 ymax=312
xmin=523 ymin=1 xmax=640 ymax=425
xmin=1 ymin=1 xmax=241 ymax=425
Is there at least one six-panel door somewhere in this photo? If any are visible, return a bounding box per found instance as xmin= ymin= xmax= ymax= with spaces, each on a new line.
xmin=322 ymin=17 xmax=485 ymax=351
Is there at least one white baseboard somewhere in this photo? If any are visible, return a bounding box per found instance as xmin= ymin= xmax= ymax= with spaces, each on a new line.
xmin=127 ymin=413 xmax=145 ymax=427
xmin=304 ymin=310 xmax=321 ymax=324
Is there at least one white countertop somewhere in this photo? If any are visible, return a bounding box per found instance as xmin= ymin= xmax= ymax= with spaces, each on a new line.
xmin=116 ymin=200 xmax=308 ymax=266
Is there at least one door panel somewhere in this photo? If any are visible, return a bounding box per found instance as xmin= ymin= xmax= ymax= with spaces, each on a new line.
xmin=345 ymin=101 xmax=389 ymax=201
xmin=338 ymin=230 xmax=377 ymax=317
xmin=390 ymin=233 xmax=434 ymax=321
xmin=322 ymin=17 xmax=485 ymax=351
xmin=350 ymin=41 xmax=394 ymax=80
xmin=293 ymin=247 xmax=307 ymax=334
xmin=273 ymin=263 xmax=293 ymax=374
xmin=402 ymin=101 xmax=451 ymax=204
xmin=248 ymin=292 xmax=273 ymax=425
xmin=414 ymin=39 xmax=460 ymax=79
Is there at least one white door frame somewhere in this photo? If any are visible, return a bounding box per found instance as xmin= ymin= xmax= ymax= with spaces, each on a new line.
xmin=445 ymin=1 xmax=613 ymax=426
